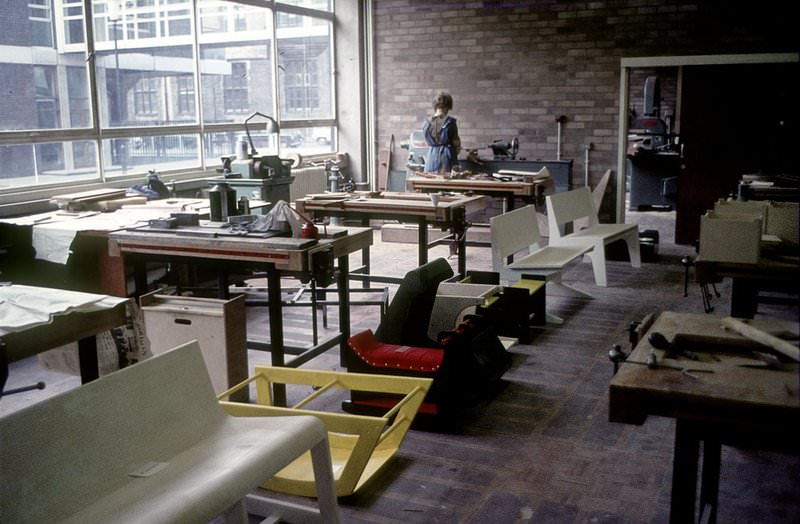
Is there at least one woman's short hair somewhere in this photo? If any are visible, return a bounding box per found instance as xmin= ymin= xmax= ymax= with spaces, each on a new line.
xmin=433 ymin=92 xmax=453 ymax=111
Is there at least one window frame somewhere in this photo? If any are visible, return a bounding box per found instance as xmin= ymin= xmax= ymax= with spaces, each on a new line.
xmin=0 ymin=0 xmax=339 ymax=206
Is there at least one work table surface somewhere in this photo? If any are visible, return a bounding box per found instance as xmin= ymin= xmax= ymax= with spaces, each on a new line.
xmin=108 ymin=226 xmax=373 ymax=273
xmin=609 ymin=311 xmax=799 ymax=428
xmin=294 ymin=191 xmax=486 ymax=222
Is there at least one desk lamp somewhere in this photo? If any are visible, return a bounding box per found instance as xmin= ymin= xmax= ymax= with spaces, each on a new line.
xmin=244 ymin=111 xmax=280 ymax=156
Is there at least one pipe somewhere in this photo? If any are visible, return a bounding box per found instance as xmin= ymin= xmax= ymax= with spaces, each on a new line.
xmin=555 ymin=115 xmax=567 ymax=160
xmin=584 ymin=142 xmax=594 ymax=187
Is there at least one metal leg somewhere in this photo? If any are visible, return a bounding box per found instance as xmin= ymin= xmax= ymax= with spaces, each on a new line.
xmin=701 ymin=284 xmax=715 ymax=313
xmin=418 ymin=217 xmax=428 ymax=266
xmin=310 ymin=280 xmax=319 ymax=346
xmin=337 ymin=255 xmax=351 ymax=364
xmin=361 ymin=217 xmax=371 ymax=288
xmin=266 ymin=265 xmax=286 ymax=406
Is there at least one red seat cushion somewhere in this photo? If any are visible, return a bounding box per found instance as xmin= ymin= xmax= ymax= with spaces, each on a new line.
xmin=347 ymin=330 xmax=443 ymax=373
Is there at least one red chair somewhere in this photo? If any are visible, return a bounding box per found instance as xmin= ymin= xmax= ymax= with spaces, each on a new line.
xmin=343 ymin=258 xmax=511 ymax=418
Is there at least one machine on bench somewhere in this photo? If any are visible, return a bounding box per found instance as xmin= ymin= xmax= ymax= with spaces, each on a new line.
xmin=627 ymin=75 xmax=682 ymax=210
xmin=209 ymin=112 xmax=296 ymax=210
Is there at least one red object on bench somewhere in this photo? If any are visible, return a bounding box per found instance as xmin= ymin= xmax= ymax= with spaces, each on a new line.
xmin=347 ymin=330 xmax=443 ymax=373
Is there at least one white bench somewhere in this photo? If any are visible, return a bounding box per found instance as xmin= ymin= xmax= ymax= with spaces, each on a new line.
xmin=546 ymin=186 xmax=641 ymax=287
xmin=490 ymin=205 xmax=591 ymax=323
xmin=0 ymin=341 xmax=340 ymax=524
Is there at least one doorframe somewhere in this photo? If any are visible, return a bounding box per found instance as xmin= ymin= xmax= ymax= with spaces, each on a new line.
xmin=615 ymin=52 xmax=799 ymax=223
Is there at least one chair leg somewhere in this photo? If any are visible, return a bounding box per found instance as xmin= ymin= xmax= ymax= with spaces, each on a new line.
xmin=587 ymin=247 xmax=608 ymax=287
xmin=624 ymin=231 xmax=642 ymax=268
xmin=547 ymin=273 xmax=594 ymax=299
xmin=310 ymin=437 xmax=342 ymax=523
xmin=220 ymin=499 xmax=249 ymax=524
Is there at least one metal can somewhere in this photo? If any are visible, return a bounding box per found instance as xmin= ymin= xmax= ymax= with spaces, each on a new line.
xmin=237 ymin=196 xmax=250 ymax=215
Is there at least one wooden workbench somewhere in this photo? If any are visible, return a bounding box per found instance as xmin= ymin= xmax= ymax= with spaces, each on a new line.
xmin=295 ymin=191 xmax=487 ymax=281
xmin=109 ymin=226 xmax=373 ymax=406
xmin=406 ymin=173 xmax=554 ymax=211
xmin=609 ymin=311 xmax=799 ymax=524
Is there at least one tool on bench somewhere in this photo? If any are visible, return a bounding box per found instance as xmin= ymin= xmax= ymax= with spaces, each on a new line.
xmin=608 ymin=344 xmax=711 ymax=377
xmin=648 ymin=331 xmax=701 ymax=361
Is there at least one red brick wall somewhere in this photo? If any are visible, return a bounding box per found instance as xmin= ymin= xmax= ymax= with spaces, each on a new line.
xmin=372 ymin=0 xmax=796 ymax=211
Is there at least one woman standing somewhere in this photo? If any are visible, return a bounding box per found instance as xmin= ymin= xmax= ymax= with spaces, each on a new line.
xmin=423 ymin=92 xmax=461 ymax=173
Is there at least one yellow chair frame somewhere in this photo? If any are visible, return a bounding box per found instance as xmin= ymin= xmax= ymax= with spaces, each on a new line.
xmin=218 ymin=367 xmax=432 ymax=497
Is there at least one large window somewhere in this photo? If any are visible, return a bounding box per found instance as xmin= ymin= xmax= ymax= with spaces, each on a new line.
xmin=0 ymin=0 xmax=337 ymax=193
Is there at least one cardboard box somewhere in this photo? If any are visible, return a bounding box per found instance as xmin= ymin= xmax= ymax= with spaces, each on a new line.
xmin=699 ymin=211 xmax=762 ymax=264
xmin=140 ymin=291 xmax=248 ymax=401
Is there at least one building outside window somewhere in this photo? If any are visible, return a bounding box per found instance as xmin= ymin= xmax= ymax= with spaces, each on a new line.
xmin=223 ymin=62 xmax=249 ymax=115
xmin=0 ymin=0 xmax=337 ymax=191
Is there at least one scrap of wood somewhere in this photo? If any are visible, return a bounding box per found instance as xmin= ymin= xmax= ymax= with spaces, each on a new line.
xmin=98 ymin=196 xmax=148 ymax=211
xmin=51 ymin=187 xmax=127 ymax=204
xmin=721 ymin=317 xmax=800 ymax=362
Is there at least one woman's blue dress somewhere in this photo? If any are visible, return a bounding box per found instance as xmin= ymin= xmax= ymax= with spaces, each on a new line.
xmin=423 ymin=114 xmax=459 ymax=173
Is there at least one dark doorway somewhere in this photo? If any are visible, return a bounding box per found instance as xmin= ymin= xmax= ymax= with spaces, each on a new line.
xmin=675 ymin=63 xmax=798 ymax=245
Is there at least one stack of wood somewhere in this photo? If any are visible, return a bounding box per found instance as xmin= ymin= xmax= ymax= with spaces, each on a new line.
xmin=51 ymin=188 xmax=147 ymax=212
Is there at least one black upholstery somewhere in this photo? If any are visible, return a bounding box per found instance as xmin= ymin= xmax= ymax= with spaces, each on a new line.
xmin=375 ymin=257 xmax=454 ymax=347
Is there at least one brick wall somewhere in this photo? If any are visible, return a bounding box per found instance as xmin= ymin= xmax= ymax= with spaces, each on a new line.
xmin=372 ymin=0 xmax=797 ymax=214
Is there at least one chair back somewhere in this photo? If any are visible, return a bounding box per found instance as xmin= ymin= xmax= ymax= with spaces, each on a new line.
xmin=546 ymin=186 xmax=596 ymax=240
xmin=376 ymin=257 xmax=454 ymax=346
xmin=489 ymin=205 xmax=540 ymax=272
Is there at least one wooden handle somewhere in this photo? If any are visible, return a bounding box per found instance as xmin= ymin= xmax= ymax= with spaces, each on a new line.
xmin=721 ymin=317 xmax=800 ymax=362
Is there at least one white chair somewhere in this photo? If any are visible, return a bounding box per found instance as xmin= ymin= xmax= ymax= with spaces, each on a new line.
xmin=0 ymin=341 xmax=340 ymax=524
xmin=546 ymin=187 xmax=641 ymax=287
xmin=490 ymin=205 xmax=591 ymax=323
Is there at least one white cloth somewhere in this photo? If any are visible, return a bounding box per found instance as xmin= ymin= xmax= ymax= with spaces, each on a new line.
xmin=0 ymin=284 xmax=128 ymax=336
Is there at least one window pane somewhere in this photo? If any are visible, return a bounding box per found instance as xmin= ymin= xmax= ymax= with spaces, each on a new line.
xmin=277 ymin=15 xmax=333 ymax=120
xmin=93 ymin=1 xmax=197 ymax=127
xmin=0 ymin=2 xmax=88 ymax=131
xmin=198 ymin=1 xmax=274 ymax=124
xmin=0 ymin=141 xmax=98 ymax=189
xmin=280 ymin=125 xmax=335 ymax=156
xmin=103 ymin=134 xmax=200 ymax=177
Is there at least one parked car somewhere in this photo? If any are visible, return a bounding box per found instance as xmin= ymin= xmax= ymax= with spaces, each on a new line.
xmin=280 ymin=133 xmax=304 ymax=148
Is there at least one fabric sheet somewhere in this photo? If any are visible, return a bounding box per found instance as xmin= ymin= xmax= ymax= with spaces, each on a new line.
xmin=0 ymin=284 xmax=128 ymax=336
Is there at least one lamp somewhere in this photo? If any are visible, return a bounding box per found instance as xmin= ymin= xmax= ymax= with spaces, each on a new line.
xmin=244 ymin=111 xmax=280 ymax=157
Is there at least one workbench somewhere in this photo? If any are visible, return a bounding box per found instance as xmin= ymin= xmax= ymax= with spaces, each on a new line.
xmin=0 ymin=199 xmax=268 ymax=297
xmin=695 ymin=252 xmax=800 ymax=318
xmin=405 ymin=173 xmax=554 ymax=212
xmin=1 ymin=285 xmax=129 ymax=393
xmin=294 ymin=191 xmax=487 ymax=282
xmin=609 ymin=311 xmax=800 ymax=524
xmin=108 ymin=226 xmax=373 ymax=406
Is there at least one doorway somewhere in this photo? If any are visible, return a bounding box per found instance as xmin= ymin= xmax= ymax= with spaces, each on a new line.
xmin=616 ymin=53 xmax=799 ymax=245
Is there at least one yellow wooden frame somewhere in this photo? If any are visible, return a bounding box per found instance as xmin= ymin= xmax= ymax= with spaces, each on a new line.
xmin=218 ymin=367 xmax=432 ymax=497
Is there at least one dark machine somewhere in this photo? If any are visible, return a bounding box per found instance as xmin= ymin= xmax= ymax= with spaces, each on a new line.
xmin=488 ymin=137 xmax=519 ymax=160
xmin=627 ymin=76 xmax=682 ymax=210
xmin=214 ymin=112 xmax=296 ymax=210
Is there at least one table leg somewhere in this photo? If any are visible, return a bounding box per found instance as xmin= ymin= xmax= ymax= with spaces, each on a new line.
xmin=77 ymin=335 xmax=100 ymax=384
xmin=452 ymin=207 xmax=467 ymax=278
xmin=418 ymin=217 xmax=428 ymax=266
xmin=266 ymin=266 xmax=286 ymax=407
xmin=671 ymin=418 xmax=700 ymax=524
xmin=699 ymin=439 xmax=721 ymax=524
xmin=337 ymin=255 xmax=351 ymax=363
xmin=730 ymin=277 xmax=757 ymax=319
xmin=361 ymin=218 xmax=371 ymax=288
xmin=133 ymin=256 xmax=147 ymax=297
xmin=217 ymin=269 xmax=230 ymax=300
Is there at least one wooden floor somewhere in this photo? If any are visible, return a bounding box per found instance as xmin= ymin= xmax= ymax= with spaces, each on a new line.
xmin=4 ymin=209 xmax=799 ymax=523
